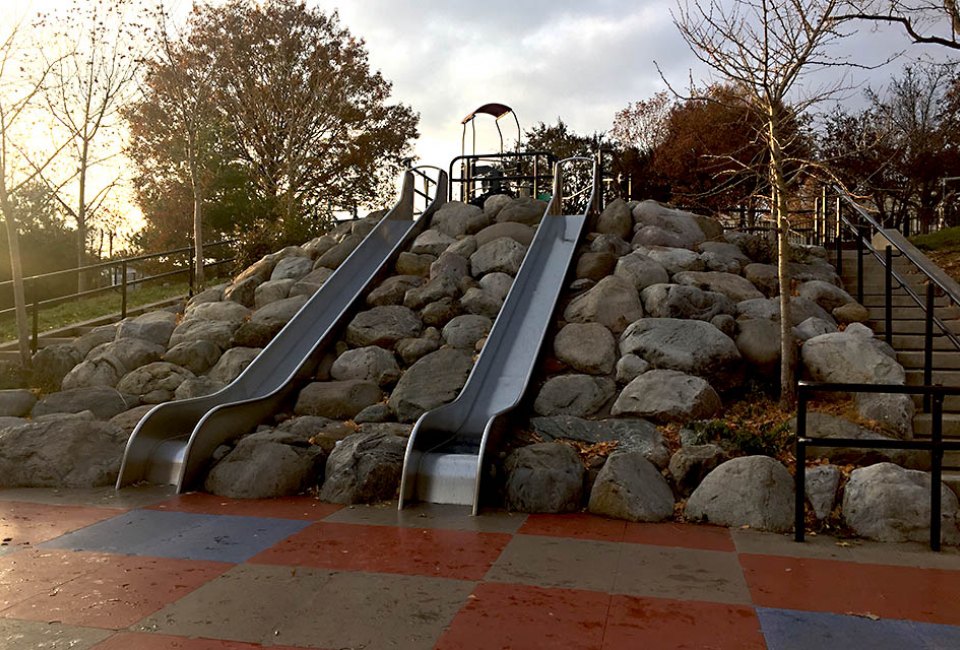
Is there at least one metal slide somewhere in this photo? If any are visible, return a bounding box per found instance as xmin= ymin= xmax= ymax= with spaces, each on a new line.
xmin=399 ymin=158 xmax=599 ymax=514
xmin=118 ymin=167 xmax=447 ymax=492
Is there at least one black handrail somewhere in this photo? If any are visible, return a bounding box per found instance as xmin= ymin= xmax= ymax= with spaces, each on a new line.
xmin=449 ymin=151 xmax=556 ymax=204
xmin=795 ymin=381 xmax=960 ymax=551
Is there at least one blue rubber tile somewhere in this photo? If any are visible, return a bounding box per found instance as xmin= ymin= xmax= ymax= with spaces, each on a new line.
xmin=39 ymin=509 xmax=311 ymax=563
xmin=758 ymin=607 xmax=960 ymax=650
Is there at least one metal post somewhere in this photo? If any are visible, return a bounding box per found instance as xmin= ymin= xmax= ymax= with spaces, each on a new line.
xmin=856 ymin=226 xmax=864 ymax=304
xmin=835 ymin=196 xmax=842 ymax=241
xmin=30 ymin=278 xmax=38 ymax=355
xmin=794 ymin=387 xmax=808 ymax=543
xmin=924 ymin=283 xmax=935 ymax=412
xmin=835 ymin=229 xmax=843 ymax=276
xmin=739 ymin=204 xmax=746 ymax=230
xmin=885 ymin=246 xmax=893 ymax=347
xmin=120 ymin=260 xmax=128 ymax=319
xmin=931 ymin=392 xmax=943 ymax=552
xmin=188 ymin=248 xmax=196 ymax=298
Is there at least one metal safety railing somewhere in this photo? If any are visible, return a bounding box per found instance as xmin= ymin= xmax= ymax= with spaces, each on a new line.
xmin=449 ymin=151 xmax=556 ymax=205
xmin=795 ymin=381 xmax=960 ymax=551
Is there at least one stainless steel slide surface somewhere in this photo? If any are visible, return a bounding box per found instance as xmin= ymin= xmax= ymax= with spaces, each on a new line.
xmin=400 ymin=158 xmax=598 ymax=514
xmin=118 ymin=168 xmax=447 ymax=491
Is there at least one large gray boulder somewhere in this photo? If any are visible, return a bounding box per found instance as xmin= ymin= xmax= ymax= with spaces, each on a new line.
xmin=460 ymin=287 xmax=502 ymax=319
xmin=479 ymin=272 xmax=513 ymax=301
xmin=669 ymin=444 xmax=726 ymax=496
xmin=563 ymin=276 xmax=644 ymax=334
xmin=395 ymin=251 xmax=434 ymax=277
xmin=470 ymin=237 xmax=528 ymax=277
xmin=787 ymin=412 xmax=924 ymax=469
xmin=30 ymin=344 xmax=83 ymax=392
xmin=315 ymin=234 xmax=362 ymax=269
xmin=504 ymin=443 xmax=584 ymax=513
xmin=223 ymin=276 xmax=259 ymax=308
xmin=596 ymin=198 xmax=633 ymax=240
xmin=589 ymin=452 xmax=675 ymax=522
xmin=330 ymin=346 xmax=401 ymax=386
xmin=432 ymin=202 xmax=486 ymax=238
xmin=250 ymin=295 xmax=308 ymax=328
xmin=319 ymin=432 xmax=406 ymax=504
xmin=205 ymin=430 xmax=324 ymax=499
xmin=802 ymin=327 xmax=905 ymax=385
xmin=346 ymin=305 xmax=423 ymax=348
xmin=295 ymin=380 xmax=383 ymax=419
xmin=367 ymin=275 xmax=424 ymax=307
xmin=495 ymin=197 xmax=548 ymax=226
xmin=612 ymin=369 xmax=722 ymax=423
xmin=735 ymin=319 xmax=781 ymax=376
xmin=270 ymin=256 xmax=313 ymax=282
xmin=207 ymin=347 xmax=260 ymax=384
xmin=115 ymin=311 xmax=178 ymax=347
xmin=163 ymin=340 xmax=223 ymax=375
xmin=482 ymin=194 xmax=512 ymax=220
xmin=553 ymin=323 xmax=616 ymax=375
xmin=168 ymin=318 xmax=241 ymax=350
xmin=116 ymin=362 xmax=195 ymax=404
xmin=614 ymin=252 xmax=670 ymax=292
xmin=619 ymin=318 xmax=742 ymax=390
xmin=631 ymin=201 xmax=706 ymax=249
xmin=254 ymin=278 xmax=295 ymax=308
xmin=805 ymin=464 xmax=841 ymax=520
xmin=641 ymin=284 xmax=734 ymax=321
xmin=635 ymin=246 xmax=705 ymax=274
xmin=533 ymin=375 xmax=616 ymax=418
xmin=411 ymin=230 xmax=456 ymax=256
xmin=798 ymin=280 xmax=854 ymax=312
xmin=32 ymin=386 xmax=138 ymax=420
xmin=673 ymin=271 xmax=765 ymax=303
xmin=0 ymin=420 xmax=128 ymax=487
xmin=290 ymin=267 xmax=335 ymax=298
xmin=843 ymin=463 xmax=959 ymax=544
xmin=0 ymin=389 xmax=37 ymax=417
xmin=74 ymin=324 xmax=119 ymax=358
xmin=685 ymin=456 xmax=795 ymax=532
xmin=430 ymin=251 xmax=470 ymax=284
xmin=442 ymin=314 xmax=492 ymax=349
xmin=403 ymin=274 xmax=460 ymax=311
xmin=743 ymin=263 xmax=779 ymax=296
xmin=388 ymin=348 xmax=474 ymax=422
xmin=530 ymin=415 xmax=669 ymax=468
xmin=474 ymin=222 xmax=535 ymax=247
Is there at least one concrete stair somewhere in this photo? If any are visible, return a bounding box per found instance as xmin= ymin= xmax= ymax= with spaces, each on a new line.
xmin=836 ymin=250 xmax=960 ymax=475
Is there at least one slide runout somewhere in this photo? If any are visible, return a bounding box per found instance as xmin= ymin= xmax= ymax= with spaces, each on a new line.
xmin=118 ymin=168 xmax=448 ymax=491
xmin=400 ymin=157 xmax=598 ymax=514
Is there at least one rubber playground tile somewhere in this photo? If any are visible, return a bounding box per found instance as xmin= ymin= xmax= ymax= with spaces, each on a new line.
xmin=0 ymin=551 xmax=229 ymax=628
xmin=41 ymin=509 xmax=312 ymax=563
xmin=148 ymin=493 xmax=342 ymax=521
xmin=435 ymin=582 xmax=609 ymax=650
xmin=757 ymin=607 xmax=960 ymax=650
xmin=741 ymin=553 xmax=960 ymax=625
xmin=485 ymin=534 xmax=621 ymax=592
xmin=518 ymin=513 xmax=628 ymax=542
xmin=613 ymin=543 xmax=752 ymax=605
xmin=603 ymin=594 xmax=765 ymax=649
xmin=136 ymin=564 xmax=336 ymax=644
xmin=0 ymin=549 xmax=96 ymax=611
xmin=0 ymin=486 xmax=175 ymax=510
xmin=94 ymin=632 xmax=313 ymax=649
xmin=250 ymin=521 xmax=510 ymax=580
xmin=621 ymin=521 xmax=736 ymax=552
xmin=0 ymin=617 xmax=111 ymax=649
xmin=0 ymin=501 xmax=119 ymax=552
xmin=325 ymin=501 xmax=528 ymax=533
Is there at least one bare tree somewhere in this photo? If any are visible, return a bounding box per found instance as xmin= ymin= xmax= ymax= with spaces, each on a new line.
xmin=0 ymin=23 xmax=74 ymax=365
xmin=41 ymin=0 xmax=143 ymax=291
xmin=838 ymin=1 xmax=960 ymax=49
xmin=669 ymin=0 xmax=861 ymax=405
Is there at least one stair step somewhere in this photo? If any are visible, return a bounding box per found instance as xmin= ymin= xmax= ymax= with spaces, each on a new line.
xmin=910 ymin=393 xmax=960 ymax=411
xmin=890 ymin=335 xmax=960 ymax=351
xmin=867 ymin=306 xmax=960 ymax=320
xmin=861 ymin=295 xmax=954 ymax=308
xmin=913 ymin=413 xmax=960 ymax=436
xmin=897 ymin=351 xmax=960 ymax=370
xmin=906 ymin=369 xmax=960 ymax=387
xmin=873 ymin=320 xmax=960 ymax=335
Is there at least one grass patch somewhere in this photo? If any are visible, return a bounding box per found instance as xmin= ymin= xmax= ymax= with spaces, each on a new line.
xmin=910 ymin=226 xmax=960 ymax=253
xmin=0 ymin=279 xmax=189 ymax=344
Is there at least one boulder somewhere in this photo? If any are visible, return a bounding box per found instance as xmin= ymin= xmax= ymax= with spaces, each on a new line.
xmin=270 ymin=256 xmax=314 ymax=282
xmin=619 ymin=318 xmax=742 ymax=390
xmin=475 ymin=221 xmax=535 ymax=248
xmin=788 ymin=412 xmax=923 ymax=468
xmin=395 ymin=335 xmax=441 ymax=366
xmin=576 ymin=252 xmax=617 ymax=281
xmin=789 ymin=260 xmax=841 ymax=286
xmin=470 ymin=237 xmax=528 ymax=277
xmin=792 ymin=317 xmax=837 ymax=342
xmin=421 ymin=298 xmax=462 ymax=327
xmin=563 ymin=276 xmax=643 ymax=334
xmin=554 ymin=322 xmax=616 ymax=375
xmin=30 ymin=344 xmax=83 ymax=392
xmin=388 ymin=349 xmax=474 ymax=422
xmin=504 ymin=443 xmax=585 ymax=513
xmin=482 ymin=194 xmax=512 ymax=221
xmin=588 ymin=452 xmax=675 ymax=522
xmin=448 ymin=236 xmax=478 ymax=258
xmin=533 ymin=375 xmax=616 ymax=418
xmin=673 ymin=271 xmax=765 ymax=303
xmin=495 ymin=197 xmax=548 ymax=226
xmin=611 ymin=369 xmax=722 ymax=423
xmin=430 ymin=252 xmax=470 ymax=283
xmin=74 ymin=324 xmax=118 ymax=358
xmin=231 ymin=321 xmax=282 ymax=349
xmin=735 ymin=319 xmax=781 ymax=376
xmin=223 ymin=276 xmax=259 ymax=308
xmin=442 ymin=314 xmax=492 ymax=349
xmin=698 ymin=241 xmax=751 ymax=266
xmin=116 ymin=362 xmax=195 ymax=404
xmin=0 ymin=389 xmax=37 ymax=417
xmin=615 ymin=354 xmax=650 ymax=384
xmin=743 ymin=263 xmax=779 ymax=297
xmin=798 ymin=280 xmax=854 ymax=312
xmin=805 ymin=464 xmax=841 ymax=520
xmin=640 ymin=284 xmax=735 ymax=321
xmin=207 ymin=347 xmax=261 ymax=384
xmin=366 ymin=275 xmax=424 ymax=307
xmin=685 ymin=456 xmax=794 ymax=532
xmin=590 ymin=234 xmax=632 ymax=258
xmin=233 ymin=256 xmax=274 ymax=285
xmin=175 ymin=377 xmax=225 ymax=400
xmin=635 ymin=246 xmax=704 ymax=274
xmin=711 ymin=314 xmax=737 ymax=338
xmin=855 ymin=392 xmax=915 ymax=439
xmin=205 ymin=430 xmax=324 ymax=499
xmin=109 ymin=405 xmax=154 ymax=435
xmin=319 ymin=432 xmax=407 ymax=504
xmin=32 ymin=386 xmax=137 ymax=420
xmin=0 ymin=419 xmax=128 ymax=488
xmin=290 ymin=267 xmax=335 ymax=298
xmin=62 ymin=338 xmax=167 ymax=391
xmin=403 ymin=275 xmax=460 ymax=310
xmin=833 ymin=302 xmax=870 ymax=324
xmin=530 ymin=415 xmax=669 ymax=468
xmin=115 ymin=311 xmax=178 ymax=347
xmin=186 ymin=301 xmax=251 ymax=324
xmin=460 ymin=288 xmax=503 ymax=318
xmin=315 ymin=234 xmax=363 ymax=269
xmin=432 ymin=202 xmax=486 ymax=238
xmin=614 ymin=252 xmax=670 ymax=292
xmin=250 ymin=295 xmax=308 ymax=328
xmin=596 ymin=198 xmax=633 ymax=240
xmin=346 ymin=306 xmax=423 ymax=348
xmin=802 ymin=329 xmax=905 ymax=385
xmin=631 ymin=201 xmax=706 ymax=249
xmin=330 ymin=346 xmax=401 ymax=386
xmin=163 ymin=340 xmax=223 ymax=375
xmin=294 ymin=380 xmax=383 ymax=419
xmin=186 ymin=286 xmax=225 ymax=308
xmin=843 ymin=462 xmax=959 ymax=544
xmin=411 ymin=230 xmax=456 ymax=256
xmin=395 ymin=252 xmax=435 ymax=277
xmin=669 ymin=444 xmax=726 ymax=496
xmin=254 ymin=278 xmax=295 ymax=308
xmin=168 ymin=318 xmax=240 ymax=350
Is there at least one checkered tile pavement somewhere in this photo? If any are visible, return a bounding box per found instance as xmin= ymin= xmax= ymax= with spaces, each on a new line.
xmin=0 ymin=487 xmax=959 ymax=649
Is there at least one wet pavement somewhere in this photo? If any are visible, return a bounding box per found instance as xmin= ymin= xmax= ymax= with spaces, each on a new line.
xmin=0 ymin=487 xmax=958 ymax=649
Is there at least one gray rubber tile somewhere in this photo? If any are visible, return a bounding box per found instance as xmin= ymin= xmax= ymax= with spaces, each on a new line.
xmin=0 ymin=618 xmax=110 ymax=649
xmin=613 ymin=543 xmax=752 ymax=604
xmin=485 ymin=534 xmax=621 ymax=592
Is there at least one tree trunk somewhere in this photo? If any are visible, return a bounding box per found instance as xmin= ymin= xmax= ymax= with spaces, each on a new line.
xmin=2 ymin=208 xmax=32 ymax=368
xmin=193 ymin=190 xmax=205 ymax=291
xmin=769 ymin=117 xmax=795 ymax=407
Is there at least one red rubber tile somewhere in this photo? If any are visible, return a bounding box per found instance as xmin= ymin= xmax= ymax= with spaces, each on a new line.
xmin=435 ymin=582 xmax=610 ymax=650
xmin=622 ymin=522 xmax=736 ymax=552
xmin=0 ymin=550 xmax=230 ymax=628
xmin=0 ymin=549 xmax=93 ymax=611
xmin=149 ymin=493 xmax=342 ymax=521
xmin=741 ymin=553 xmax=960 ymax=625
xmin=250 ymin=521 xmax=510 ymax=580
xmin=519 ymin=513 xmax=627 ymax=542
xmin=0 ymin=501 xmax=119 ymax=549
xmin=93 ymin=632 xmax=315 ymax=649
xmin=603 ymin=594 xmax=765 ymax=649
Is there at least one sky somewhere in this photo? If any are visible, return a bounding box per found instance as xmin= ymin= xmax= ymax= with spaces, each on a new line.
xmin=1 ymin=0 xmax=957 ymax=233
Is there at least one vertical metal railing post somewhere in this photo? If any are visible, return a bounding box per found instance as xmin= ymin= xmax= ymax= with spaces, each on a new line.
xmin=30 ymin=278 xmax=38 ymax=355
xmin=794 ymin=386 xmax=808 ymax=543
xmin=856 ymin=225 xmax=865 ymax=304
xmin=885 ymin=246 xmax=893 ymax=347
xmin=120 ymin=260 xmax=128 ymax=319
xmin=931 ymin=392 xmax=944 ymax=552
xmin=924 ymin=282 xmax=935 ymax=412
